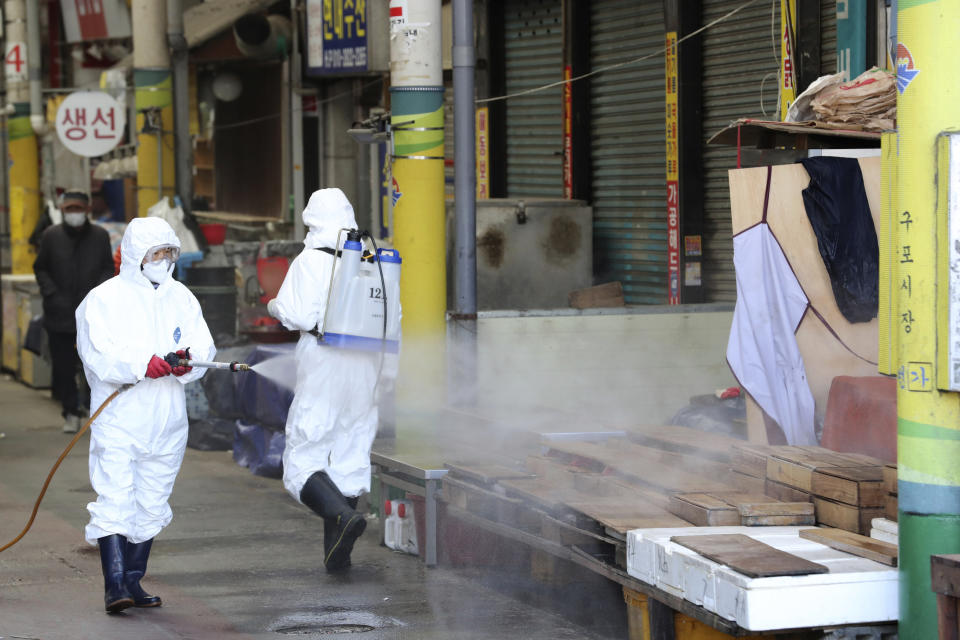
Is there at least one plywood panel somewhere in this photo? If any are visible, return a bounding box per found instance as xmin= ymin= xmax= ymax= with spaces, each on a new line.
xmin=671 ymin=533 xmax=829 ymax=578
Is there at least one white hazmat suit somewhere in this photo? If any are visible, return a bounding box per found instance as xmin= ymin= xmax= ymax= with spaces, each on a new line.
xmin=270 ymin=188 xmax=393 ymax=502
xmin=76 ymin=217 xmax=215 ymax=545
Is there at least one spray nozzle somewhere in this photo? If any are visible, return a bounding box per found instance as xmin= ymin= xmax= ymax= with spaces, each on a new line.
xmin=346 ymin=229 xmax=362 ymax=243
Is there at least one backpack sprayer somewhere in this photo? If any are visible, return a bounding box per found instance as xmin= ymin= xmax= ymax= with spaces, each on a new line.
xmin=315 ymin=229 xmax=401 ymax=353
xmin=0 ymin=352 xmax=250 ymax=554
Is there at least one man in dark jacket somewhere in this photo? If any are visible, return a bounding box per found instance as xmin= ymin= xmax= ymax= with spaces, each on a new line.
xmin=33 ymin=189 xmax=114 ymax=433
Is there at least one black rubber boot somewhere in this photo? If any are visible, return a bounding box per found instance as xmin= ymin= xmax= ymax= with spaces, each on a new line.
xmin=97 ymin=534 xmax=134 ymax=613
xmin=124 ymin=539 xmax=162 ymax=607
xmin=323 ymin=496 xmax=359 ymax=566
xmin=300 ymin=472 xmax=366 ymax=572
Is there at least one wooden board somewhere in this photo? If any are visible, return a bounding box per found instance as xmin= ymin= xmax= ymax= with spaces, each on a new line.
xmin=799 ymin=527 xmax=898 ymax=566
xmin=497 ymin=477 xmax=586 ymax=513
xmin=731 ymin=443 xmax=776 ymax=478
xmin=445 ymin=461 xmax=536 ymax=486
xmin=931 ymin=554 xmax=960 ymax=598
xmin=883 ymin=463 xmax=898 ymax=495
xmin=728 ymin=161 xmax=882 ymax=441
xmin=565 ymin=496 xmax=692 ymax=535
xmin=546 ymin=440 xmax=733 ymax=495
xmin=628 ymin=425 xmax=740 ymax=463
xmin=568 ymin=281 xmax=625 ymax=309
xmin=814 ymin=496 xmax=884 ymax=534
xmin=811 ymin=466 xmax=885 ymax=507
xmin=670 ymin=533 xmax=829 ymax=578
xmin=765 ymin=478 xmax=813 ymax=503
xmin=668 ymin=493 xmax=740 ymax=526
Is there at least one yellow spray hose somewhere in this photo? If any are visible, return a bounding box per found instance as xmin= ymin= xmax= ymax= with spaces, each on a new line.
xmin=0 ymin=385 xmax=131 ymax=553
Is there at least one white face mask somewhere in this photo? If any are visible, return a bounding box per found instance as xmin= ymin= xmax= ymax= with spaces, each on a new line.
xmin=142 ymin=259 xmax=172 ymax=284
xmin=63 ymin=212 xmax=86 ymax=227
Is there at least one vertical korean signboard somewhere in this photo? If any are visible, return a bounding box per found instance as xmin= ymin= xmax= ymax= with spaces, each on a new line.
xmin=779 ymin=0 xmax=797 ymax=120
xmin=562 ymin=66 xmax=573 ymax=199
xmin=665 ymin=32 xmax=680 ymax=304
xmin=305 ymin=0 xmax=368 ymax=74
xmin=476 ymin=107 xmax=489 ymax=199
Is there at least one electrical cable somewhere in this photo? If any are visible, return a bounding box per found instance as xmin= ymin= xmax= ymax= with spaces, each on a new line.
xmin=0 ymin=385 xmax=132 ymax=554
xmin=476 ymin=0 xmax=763 ymax=105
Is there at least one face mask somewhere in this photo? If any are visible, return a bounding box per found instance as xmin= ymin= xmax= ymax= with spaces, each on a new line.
xmin=63 ymin=212 xmax=86 ymax=227
xmin=142 ymin=259 xmax=172 ymax=284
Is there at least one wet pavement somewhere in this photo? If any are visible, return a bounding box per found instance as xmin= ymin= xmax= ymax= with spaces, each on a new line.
xmin=0 ymin=374 xmax=617 ymax=640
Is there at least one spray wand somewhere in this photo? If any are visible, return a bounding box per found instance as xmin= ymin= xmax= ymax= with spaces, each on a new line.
xmin=163 ymin=349 xmax=251 ymax=372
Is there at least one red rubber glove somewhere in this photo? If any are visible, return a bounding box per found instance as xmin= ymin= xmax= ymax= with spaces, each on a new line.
xmin=171 ymin=349 xmax=192 ymax=377
xmin=145 ymin=355 xmax=172 ymax=379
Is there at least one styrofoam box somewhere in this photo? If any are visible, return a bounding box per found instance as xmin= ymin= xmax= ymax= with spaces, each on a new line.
xmin=626 ymin=526 xmax=898 ymax=631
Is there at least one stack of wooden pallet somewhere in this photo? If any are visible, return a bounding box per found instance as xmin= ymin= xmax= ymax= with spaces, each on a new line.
xmin=731 ymin=444 xmax=889 ymax=534
xmin=883 ymin=463 xmax=898 ymax=521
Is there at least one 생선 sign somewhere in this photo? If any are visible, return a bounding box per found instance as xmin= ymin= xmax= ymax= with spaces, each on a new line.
xmin=55 ymin=91 xmax=125 ymax=157
xmin=305 ymin=0 xmax=368 ymax=74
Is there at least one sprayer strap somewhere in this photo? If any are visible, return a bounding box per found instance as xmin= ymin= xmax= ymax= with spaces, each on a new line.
xmin=315 ymin=247 xmax=375 ymax=262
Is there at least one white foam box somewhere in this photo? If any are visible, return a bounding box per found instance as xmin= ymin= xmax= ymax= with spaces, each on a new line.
xmin=626 ymin=526 xmax=898 ymax=631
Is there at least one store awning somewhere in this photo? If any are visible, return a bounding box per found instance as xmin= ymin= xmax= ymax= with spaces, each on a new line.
xmin=110 ymin=0 xmax=277 ymax=71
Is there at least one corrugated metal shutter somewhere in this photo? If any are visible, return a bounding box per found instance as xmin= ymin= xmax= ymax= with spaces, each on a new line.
xmin=590 ymin=0 xmax=666 ymax=304
xmin=504 ymin=0 xmax=563 ymax=197
xmin=701 ymin=0 xmax=781 ymax=302
xmin=820 ymin=0 xmax=837 ymax=75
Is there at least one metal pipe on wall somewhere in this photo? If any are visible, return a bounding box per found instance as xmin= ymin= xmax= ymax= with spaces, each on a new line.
xmin=290 ymin=0 xmax=304 ymax=240
xmin=449 ymin=0 xmax=477 ymax=408
xmin=167 ymin=0 xmax=192 ymax=213
xmin=452 ymin=0 xmax=476 ymax=317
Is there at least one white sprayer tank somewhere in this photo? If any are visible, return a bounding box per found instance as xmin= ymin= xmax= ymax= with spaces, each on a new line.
xmin=321 ymin=238 xmax=401 ymax=353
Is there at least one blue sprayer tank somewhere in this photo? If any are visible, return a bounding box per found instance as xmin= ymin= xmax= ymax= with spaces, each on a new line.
xmin=320 ymin=234 xmax=401 ymax=353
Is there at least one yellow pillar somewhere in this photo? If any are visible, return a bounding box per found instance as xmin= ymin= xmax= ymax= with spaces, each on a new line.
xmin=7 ymin=112 xmax=40 ymax=274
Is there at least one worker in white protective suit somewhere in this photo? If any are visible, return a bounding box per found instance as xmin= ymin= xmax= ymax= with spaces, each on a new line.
xmin=75 ymin=217 xmax=215 ymax=613
xmin=267 ymin=188 xmax=396 ymax=572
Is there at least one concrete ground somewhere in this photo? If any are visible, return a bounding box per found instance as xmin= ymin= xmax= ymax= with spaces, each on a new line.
xmin=0 ymin=374 xmax=615 ymax=640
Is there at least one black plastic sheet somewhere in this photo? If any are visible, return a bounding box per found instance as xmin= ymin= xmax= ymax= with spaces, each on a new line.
xmin=799 ymin=157 xmax=879 ymax=323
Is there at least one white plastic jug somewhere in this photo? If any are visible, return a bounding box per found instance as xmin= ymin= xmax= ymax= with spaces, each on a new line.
xmin=383 ymin=499 xmax=418 ymax=555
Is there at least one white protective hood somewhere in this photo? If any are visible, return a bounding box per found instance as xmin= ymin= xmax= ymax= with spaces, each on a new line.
xmin=120 ymin=216 xmax=182 ymax=286
xmin=302 ymin=188 xmax=358 ymax=250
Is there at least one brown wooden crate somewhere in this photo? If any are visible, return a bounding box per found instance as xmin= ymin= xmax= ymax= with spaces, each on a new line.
xmin=668 ymin=493 xmax=740 ymax=527
xmin=741 ymin=513 xmax=816 ymax=526
xmin=931 ymin=554 xmax=960 ymax=597
xmin=730 ymin=443 xmax=774 ymax=478
xmin=765 ymin=478 xmax=813 ymax=503
xmin=731 ymin=471 xmax=766 ymax=494
xmin=814 ymin=497 xmax=884 ymax=534
xmin=883 ymin=463 xmax=898 ymax=495
xmin=766 ymin=456 xmax=817 ymax=492
xmin=885 ymin=493 xmax=899 ymax=522
xmin=737 ymin=501 xmax=814 ymax=517
xmin=811 ymin=466 xmax=885 ymax=507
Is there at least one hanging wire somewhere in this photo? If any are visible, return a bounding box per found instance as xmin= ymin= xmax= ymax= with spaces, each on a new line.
xmin=214 ymin=76 xmax=384 ymax=131
xmin=476 ymin=0 xmax=763 ymax=105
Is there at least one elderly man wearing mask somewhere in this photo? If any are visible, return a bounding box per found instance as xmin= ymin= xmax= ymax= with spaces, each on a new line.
xmin=33 ymin=189 xmax=115 ymax=433
xmin=76 ymin=216 xmax=215 ymax=613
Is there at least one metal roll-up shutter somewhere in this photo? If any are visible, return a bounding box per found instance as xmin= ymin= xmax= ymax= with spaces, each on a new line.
xmin=504 ymin=0 xmax=563 ymax=197
xmin=820 ymin=0 xmax=837 ymax=75
xmin=590 ymin=0 xmax=666 ymax=304
xmin=701 ymin=0 xmax=780 ymax=302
